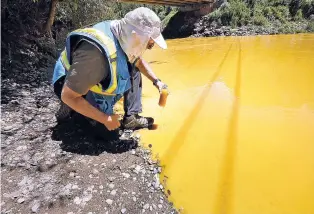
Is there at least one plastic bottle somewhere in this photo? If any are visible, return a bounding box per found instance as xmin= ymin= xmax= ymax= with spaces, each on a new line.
xmin=158 ymin=89 xmax=169 ymax=107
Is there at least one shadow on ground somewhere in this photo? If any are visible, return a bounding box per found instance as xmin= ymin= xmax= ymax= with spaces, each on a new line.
xmin=51 ymin=113 xmax=137 ymax=156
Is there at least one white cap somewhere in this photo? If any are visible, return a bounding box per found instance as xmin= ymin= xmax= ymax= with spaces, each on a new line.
xmin=124 ymin=7 xmax=167 ymax=49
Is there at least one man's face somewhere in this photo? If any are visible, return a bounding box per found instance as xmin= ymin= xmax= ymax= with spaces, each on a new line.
xmin=147 ymin=38 xmax=155 ymax=50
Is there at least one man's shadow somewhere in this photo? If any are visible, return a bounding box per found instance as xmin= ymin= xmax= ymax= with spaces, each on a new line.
xmin=51 ymin=113 xmax=138 ymax=156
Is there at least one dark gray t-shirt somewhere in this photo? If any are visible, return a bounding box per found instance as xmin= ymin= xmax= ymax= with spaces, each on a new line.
xmin=64 ymin=40 xmax=110 ymax=95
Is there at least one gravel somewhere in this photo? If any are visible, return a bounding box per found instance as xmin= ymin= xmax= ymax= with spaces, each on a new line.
xmin=1 ymin=78 xmax=178 ymax=213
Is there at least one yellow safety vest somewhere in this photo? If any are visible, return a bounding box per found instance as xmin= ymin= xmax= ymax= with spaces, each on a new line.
xmin=60 ymin=28 xmax=118 ymax=96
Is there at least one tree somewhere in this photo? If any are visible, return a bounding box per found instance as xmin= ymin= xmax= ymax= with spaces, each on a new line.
xmin=44 ymin=0 xmax=58 ymax=36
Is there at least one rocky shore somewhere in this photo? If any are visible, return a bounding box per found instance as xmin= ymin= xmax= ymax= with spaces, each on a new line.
xmin=1 ymin=79 xmax=177 ymax=214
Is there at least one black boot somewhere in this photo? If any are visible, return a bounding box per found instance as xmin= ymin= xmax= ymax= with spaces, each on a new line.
xmin=122 ymin=114 xmax=154 ymax=130
xmin=55 ymin=102 xmax=72 ymax=122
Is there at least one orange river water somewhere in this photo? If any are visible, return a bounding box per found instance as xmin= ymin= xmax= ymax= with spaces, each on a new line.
xmin=134 ymin=34 xmax=314 ymax=214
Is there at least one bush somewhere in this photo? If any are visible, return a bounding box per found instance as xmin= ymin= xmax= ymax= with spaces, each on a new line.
xmin=161 ymin=10 xmax=178 ymax=30
xmin=294 ymin=9 xmax=304 ymax=20
xmin=301 ymin=0 xmax=314 ymax=18
xmin=272 ymin=5 xmax=290 ymax=22
xmin=306 ymin=20 xmax=314 ymax=31
xmin=217 ymin=0 xmax=251 ymax=27
xmin=253 ymin=14 xmax=269 ymax=25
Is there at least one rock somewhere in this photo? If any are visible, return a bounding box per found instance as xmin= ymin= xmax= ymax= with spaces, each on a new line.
xmin=143 ymin=204 xmax=149 ymax=209
xmin=134 ymin=165 xmax=141 ymax=174
xmin=121 ymin=208 xmax=127 ymax=213
xmin=99 ymin=185 xmax=103 ymax=190
xmin=67 ymin=212 xmax=74 ymax=214
xmin=150 ymin=206 xmax=153 ymax=211
xmin=133 ymin=197 xmax=137 ymax=202
xmin=110 ymin=190 xmax=116 ymax=196
xmin=82 ymin=194 xmax=92 ymax=202
xmin=131 ymin=149 xmax=136 ymax=155
xmin=31 ymin=201 xmax=40 ymax=213
xmin=92 ymin=169 xmax=99 ymax=174
xmin=2 ymin=125 xmax=14 ymax=132
xmin=17 ymin=198 xmax=25 ymax=204
xmin=108 ymin=184 xmax=115 ymax=189
xmin=106 ymin=199 xmax=113 ymax=205
xmin=153 ymin=204 xmax=157 ymax=209
xmin=122 ymin=173 xmax=130 ymax=179
xmin=74 ymin=197 xmax=81 ymax=204
xmin=112 ymin=159 xmax=116 ymax=163
xmin=72 ymin=185 xmax=78 ymax=189
xmin=16 ymin=145 xmax=27 ymax=151
xmin=69 ymin=172 xmax=75 ymax=177
xmin=108 ymin=177 xmax=115 ymax=182
xmin=158 ymin=204 xmax=163 ymax=209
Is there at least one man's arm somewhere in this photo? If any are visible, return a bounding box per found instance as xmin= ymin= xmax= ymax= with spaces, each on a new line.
xmin=135 ymin=57 xmax=168 ymax=92
xmin=135 ymin=57 xmax=158 ymax=82
xmin=61 ymin=86 xmax=120 ymax=131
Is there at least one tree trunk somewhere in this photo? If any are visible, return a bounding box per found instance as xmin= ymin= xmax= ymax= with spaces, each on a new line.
xmin=44 ymin=0 xmax=58 ymax=36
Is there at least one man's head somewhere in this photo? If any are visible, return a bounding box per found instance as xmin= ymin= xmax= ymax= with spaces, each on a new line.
xmin=110 ymin=7 xmax=167 ymax=63
xmin=123 ymin=7 xmax=167 ymax=50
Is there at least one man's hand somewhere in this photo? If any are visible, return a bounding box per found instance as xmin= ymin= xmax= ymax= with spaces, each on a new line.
xmin=102 ymin=114 xmax=121 ymax=131
xmin=155 ymin=81 xmax=169 ymax=93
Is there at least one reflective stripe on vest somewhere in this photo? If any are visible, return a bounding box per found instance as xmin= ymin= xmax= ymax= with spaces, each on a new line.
xmin=60 ymin=28 xmax=118 ymax=96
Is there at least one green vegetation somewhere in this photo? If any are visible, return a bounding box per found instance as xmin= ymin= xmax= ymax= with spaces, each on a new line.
xmin=55 ymin=1 xmax=175 ymax=30
xmin=207 ymin=0 xmax=314 ymax=28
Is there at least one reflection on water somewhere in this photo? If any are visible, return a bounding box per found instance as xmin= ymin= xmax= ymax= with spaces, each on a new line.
xmin=140 ymin=34 xmax=314 ymax=214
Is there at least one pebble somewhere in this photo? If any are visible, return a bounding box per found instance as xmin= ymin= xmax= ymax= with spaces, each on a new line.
xmin=72 ymin=185 xmax=78 ymax=189
xmin=67 ymin=212 xmax=74 ymax=214
xmin=112 ymin=159 xmax=116 ymax=163
xmin=31 ymin=201 xmax=40 ymax=213
xmin=143 ymin=204 xmax=149 ymax=209
xmin=133 ymin=197 xmax=137 ymax=202
xmin=158 ymin=204 xmax=162 ymax=209
xmin=92 ymin=169 xmax=99 ymax=174
xmin=121 ymin=208 xmax=127 ymax=213
xmin=16 ymin=145 xmax=27 ymax=151
xmin=106 ymin=199 xmax=113 ymax=205
xmin=74 ymin=197 xmax=82 ymax=204
xmin=83 ymin=194 xmax=92 ymax=202
xmin=134 ymin=165 xmax=141 ymax=174
xmin=108 ymin=177 xmax=115 ymax=182
xmin=122 ymin=173 xmax=130 ymax=178
xmin=153 ymin=204 xmax=157 ymax=209
xmin=150 ymin=206 xmax=153 ymax=211
xmin=110 ymin=190 xmax=116 ymax=196
xmin=3 ymin=125 xmax=13 ymax=131
xmin=17 ymin=198 xmax=25 ymax=204
xmin=108 ymin=184 xmax=114 ymax=189
xmin=99 ymin=185 xmax=103 ymax=189
xmin=131 ymin=150 xmax=136 ymax=155
xmin=69 ymin=172 xmax=75 ymax=177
